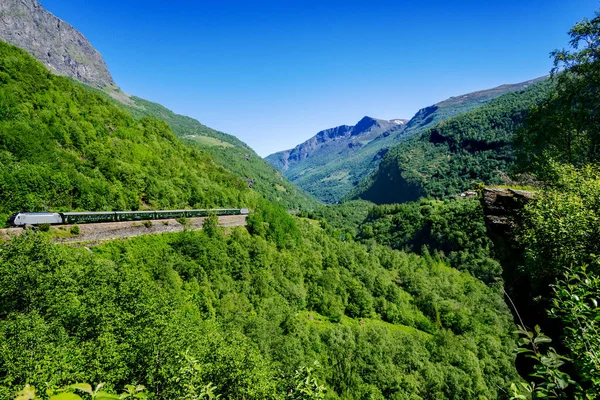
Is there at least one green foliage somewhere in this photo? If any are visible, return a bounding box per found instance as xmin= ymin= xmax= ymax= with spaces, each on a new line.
xmin=117 ymin=95 xmax=318 ymax=211
xmin=349 ymin=79 xmax=552 ymax=204
xmin=288 ymin=362 xmax=326 ymax=400
xmin=515 ymin=13 xmax=600 ymax=175
xmin=0 ymin=232 xmax=278 ymax=399
xmin=176 ymin=216 xmax=188 ymax=226
xmin=299 ymin=200 xmax=374 ymax=239
xmin=357 ymin=198 xmax=502 ymax=284
xmin=38 ymin=223 xmax=50 ymax=232
xmin=510 ymin=266 xmax=600 ymax=399
xmin=0 ymin=41 xmax=257 ymax=227
xmin=14 ymin=383 xmax=147 ymax=399
xmin=0 ymin=208 xmax=519 ymax=399
xmin=201 ymin=214 xmax=220 ymax=238
xmin=550 ymin=266 xmax=600 ymax=397
xmin=70 ymin=225 xmax=80 ymax=235
xmin=510 ymin=326 xmax=576 ymax=399
xmin=519 ymin=163 xmax=600 ymax=286
xmin=247 ymin=200 xmax=300 ymax=248
xmin=516 ymin=164 xmax=600 ymax=397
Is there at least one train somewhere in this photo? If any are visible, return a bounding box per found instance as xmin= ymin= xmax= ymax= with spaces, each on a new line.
xmin=7 ymin=208 xmax=249 ymax=227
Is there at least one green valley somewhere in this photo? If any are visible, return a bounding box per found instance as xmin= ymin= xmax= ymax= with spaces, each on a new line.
xmin=266 ymin=78 xmax=545 ymax=203
xmin=0 ymin=1 xmax=599 ymax=399
xmin=348 ymin=78 xmax=553 ymax=204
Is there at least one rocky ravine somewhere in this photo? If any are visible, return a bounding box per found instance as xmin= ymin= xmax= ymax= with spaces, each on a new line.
xmin=0 ymin=0 xmax=116 ymax=89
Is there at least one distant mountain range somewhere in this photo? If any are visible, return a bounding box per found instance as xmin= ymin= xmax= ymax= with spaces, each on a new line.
xmin=346 ymin=78 xmax=553 ymax=204
xmin=267 ymin=116 xmax=406 ymax=171
xmin=266 ymin=77 xmax=546 ymax=203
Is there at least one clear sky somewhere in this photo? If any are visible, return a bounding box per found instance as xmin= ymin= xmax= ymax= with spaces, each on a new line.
xmin=41 ymin=0 xmax=598 ymax=156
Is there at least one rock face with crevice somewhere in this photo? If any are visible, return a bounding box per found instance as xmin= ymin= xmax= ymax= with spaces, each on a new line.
xmin=481 ymin=188 xmax=535 ymax=236
xmin=0 ymin=0 xmax=116 ymax=89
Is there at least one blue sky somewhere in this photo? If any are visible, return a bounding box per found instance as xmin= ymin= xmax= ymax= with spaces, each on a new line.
xmin=42 ymin=0 xmax=598 ymax=156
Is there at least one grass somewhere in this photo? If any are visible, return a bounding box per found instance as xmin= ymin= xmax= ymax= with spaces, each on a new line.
xmin=486 ymin=184 xmax=538 ymax=191
xmin=183 ymin=135 xmax=234 ymax=148
xmin=297 ymin=310 xmax=430 ymax=337
xmin=49 ymin=226 xmax=75 ymax=239
xmin=321 ymin=170 xmax=350 ymax=183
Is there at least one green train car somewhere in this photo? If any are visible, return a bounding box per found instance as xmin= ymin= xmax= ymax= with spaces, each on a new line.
xmin=9 ymin=209 xmax=249 ymax=226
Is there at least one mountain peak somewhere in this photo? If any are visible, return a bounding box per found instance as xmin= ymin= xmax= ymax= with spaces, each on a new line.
xmin=0 ymin=0 xmax=116 ymax=90
xmin=352 ymin=116 xmax=397 ymax=136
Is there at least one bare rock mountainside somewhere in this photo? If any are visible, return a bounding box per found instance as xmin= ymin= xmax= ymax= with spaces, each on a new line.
xmin=0 ymin=0 xmax=115 ymax=89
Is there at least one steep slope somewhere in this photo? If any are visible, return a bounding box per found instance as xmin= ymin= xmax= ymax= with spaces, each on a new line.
xmin=348 ymin=78 xmax=553 ymax=204
xmin=267 ymin=77 xmax=546 ymax=203
xmin=117 ymin=96 xmax=319 ymax=210
xmin=267 ymin=116 xmax=403 ymax=171
xmin=0 ymin=41 xmax=257 ymax=225
xmin=2 ymin=0 xmax=317 ymax=210
xmin=0 ymin=0 xmax=115 ymax=90
xmin=266 ymin=117 xmax=404 ymax=203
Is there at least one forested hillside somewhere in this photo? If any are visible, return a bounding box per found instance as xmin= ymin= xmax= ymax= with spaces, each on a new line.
xmin=0 ymin=41 xmax=257 ymax=225
xmin=348 ymin=79 xmax=552 ymax=204
xmin=119 ymin=96 xmax=318 ymax=210
xmin=0 ymin=202 xmax=520 ymax=399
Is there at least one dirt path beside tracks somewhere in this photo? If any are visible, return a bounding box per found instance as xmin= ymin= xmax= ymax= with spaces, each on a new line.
xmin=0 ymin=215 xmax=247 ymax=245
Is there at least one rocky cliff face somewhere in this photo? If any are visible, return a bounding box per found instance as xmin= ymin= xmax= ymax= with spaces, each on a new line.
xmin=0 ymin=0 xmax=116 ymax=89
xmin=481 ymin=187 xmax=535 ymax=237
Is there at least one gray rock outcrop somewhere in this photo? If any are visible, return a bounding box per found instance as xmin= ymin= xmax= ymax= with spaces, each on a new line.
xmin=481 ymin=187 xmax=535 ymax=236
xmin=0 ymin=0 xmax=116 ymax=89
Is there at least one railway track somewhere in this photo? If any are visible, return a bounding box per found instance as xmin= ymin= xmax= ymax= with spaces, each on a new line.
xmin=0 ymin=214 xmax=247 ymax=245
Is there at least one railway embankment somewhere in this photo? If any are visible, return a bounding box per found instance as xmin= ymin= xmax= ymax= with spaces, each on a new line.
xmin=0 ymin=215 xmax=247 ymax=245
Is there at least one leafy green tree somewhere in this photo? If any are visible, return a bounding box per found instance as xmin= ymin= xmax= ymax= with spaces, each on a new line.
xmin=519 ymin=163 xmax=600 ymax=286
xmin=515 ymin=12 xmax=600 ymax=174
xmin=287 ymin=363 xmax=326 ymax=400
xmin=201 ymin=214 xmax=220 ymax=238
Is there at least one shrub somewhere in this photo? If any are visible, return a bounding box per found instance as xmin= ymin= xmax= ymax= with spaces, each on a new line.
xmin=176 ymin=216 xmax=188 ymax=226
xmin=37 ymin=223 xmax=50 ymax=232
xmin=202 ymin=214 xmax=220 ymax=237
xmin=70 ymin=224 xmax=80 ymax=235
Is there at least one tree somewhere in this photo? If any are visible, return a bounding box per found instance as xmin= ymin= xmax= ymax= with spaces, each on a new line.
xmin=515 ymin=12 xmax=600 ymax=174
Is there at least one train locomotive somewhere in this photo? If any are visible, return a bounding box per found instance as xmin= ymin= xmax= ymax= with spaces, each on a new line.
xmin=7 ymin=208 xmax=249 ymax=227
